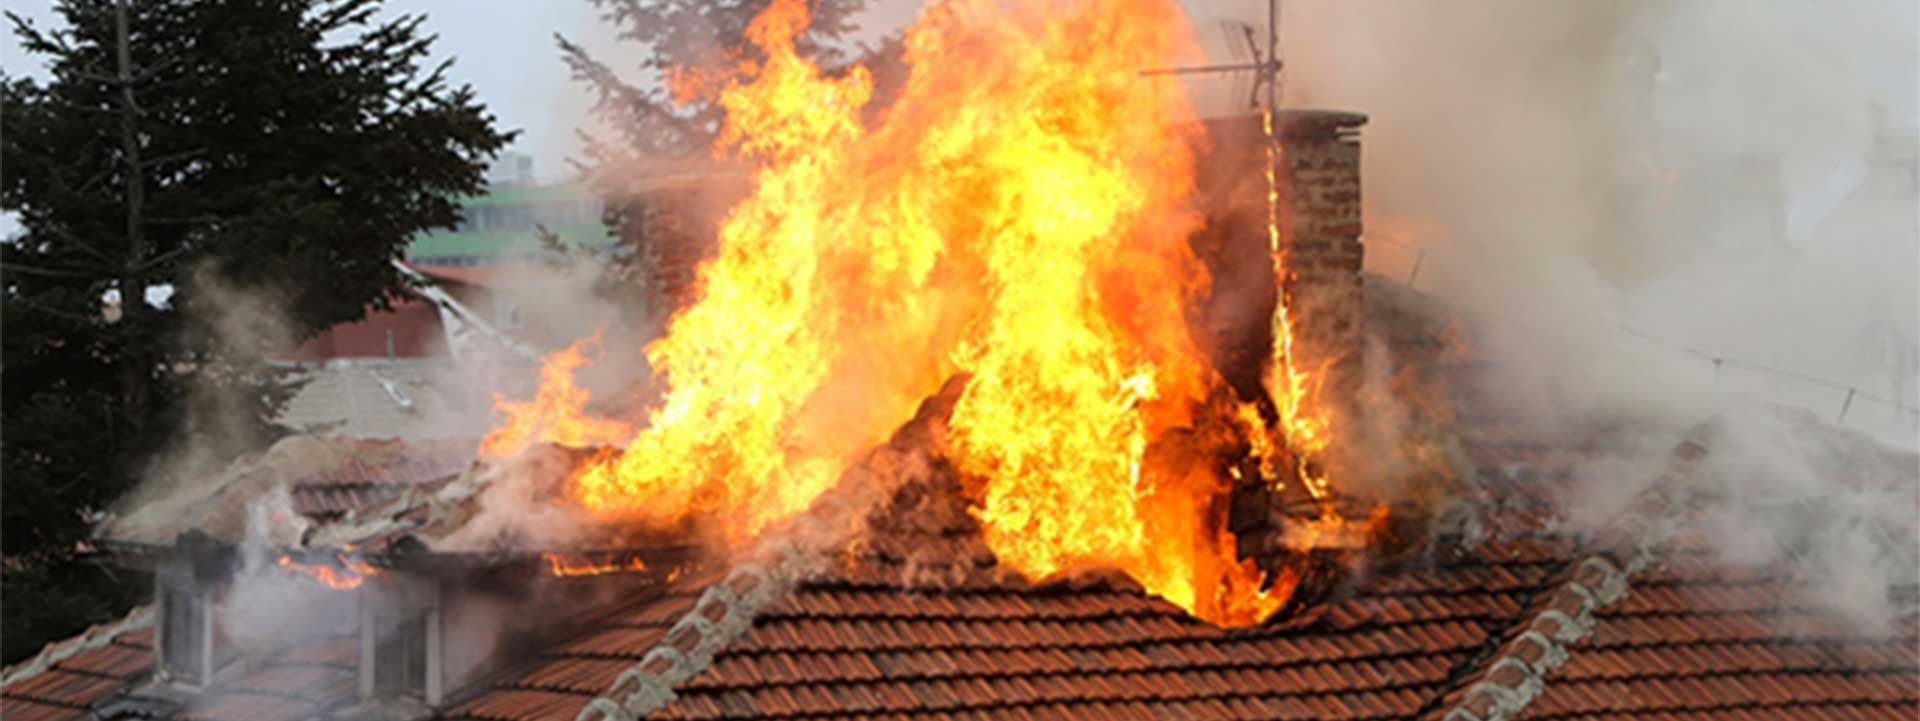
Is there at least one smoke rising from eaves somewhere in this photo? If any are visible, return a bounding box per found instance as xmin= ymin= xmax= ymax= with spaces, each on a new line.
xmin=1230 ymin=0 xmax=1919 ymax=630
xmin=109 ymin=263 xmax=304 ymax=537
xmin=219 ymin=487 xmax=357 ymax=658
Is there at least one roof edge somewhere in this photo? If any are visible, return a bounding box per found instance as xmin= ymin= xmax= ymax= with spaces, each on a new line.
xmin=1 ymin=605 xmax=154 ymax=689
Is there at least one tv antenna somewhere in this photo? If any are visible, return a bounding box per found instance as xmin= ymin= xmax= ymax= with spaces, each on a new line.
xmin=1140 ymin=0 xmax=1284 ymax=111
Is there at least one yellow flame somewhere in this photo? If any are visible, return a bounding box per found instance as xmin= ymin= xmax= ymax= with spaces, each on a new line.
xmin=278 ymin=553 xmax=382 ymax=590
xmin=496 ymin=0 xmax=1328 ymax=626
xmin=542 ymin=552 xmax=650 ymax=577
xmin=1259 ymin=107 xmax=1334 ymax=504
xmin=481 ymin=332 xmax=633 ymax=459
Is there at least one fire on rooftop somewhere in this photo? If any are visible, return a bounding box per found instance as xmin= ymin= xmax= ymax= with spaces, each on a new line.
xmin=11 ymin=2 xmax=1915 ymax=721
xmin=465 ymin=0 xmax=1405 ymax=627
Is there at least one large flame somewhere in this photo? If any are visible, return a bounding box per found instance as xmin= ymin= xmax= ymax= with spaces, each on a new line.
xmin=497 ymin=0 xmax=1334 ymax=626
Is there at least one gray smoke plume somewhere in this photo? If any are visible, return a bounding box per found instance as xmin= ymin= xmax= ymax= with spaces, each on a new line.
xmin=1196 ymin=0 xmax=1920 ymax=630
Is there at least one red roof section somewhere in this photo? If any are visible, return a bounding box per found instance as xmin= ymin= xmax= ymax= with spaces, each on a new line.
xmin=437 ymin=409 xmax=1919 ymax=720
xmin=1517 ymin=551 xmax=1920 ymax=720
xmin=0 ymin=607 xmax=360 ymax=721
xmin=268 ymin=262 xmax=529 ymax=363
xmin=287 ymin=438 xmax=474 ymax=518
xmin=1 ymin=611 xmax=154 ymax=721
xmin=16 ymin=447 xmax=1918 ymax=720
xmin=444 ymin=532 xmax=1575 ymax=719
xmin=273 ymin=297 xmax=445 ymax=362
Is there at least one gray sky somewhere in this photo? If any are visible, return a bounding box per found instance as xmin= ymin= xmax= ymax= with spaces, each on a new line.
xmin=2 ymin=1 xmax=666 ymax=182
xmin=2 ymin=0 xmax=933 ymax=181
xmin=5 ymin=0 xmax=1909 ymax=183
xmin=1 ymin=0 xmax=1255 ymax=180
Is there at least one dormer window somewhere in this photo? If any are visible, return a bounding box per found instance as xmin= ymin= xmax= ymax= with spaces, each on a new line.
xmin=373 ymin=608 xmax=428 ymax=698
xmin=359 ymin=579 xmax=442 ymax=706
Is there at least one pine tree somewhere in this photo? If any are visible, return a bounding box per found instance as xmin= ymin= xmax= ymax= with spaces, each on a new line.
xmin=1 ymin=0 xmax=512 ymax=662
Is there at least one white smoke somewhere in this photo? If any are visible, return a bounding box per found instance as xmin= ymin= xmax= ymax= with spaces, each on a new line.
xmin=218 ymin=486 xmax=356 ymax=658
xmin=1210 ymin=0 xmax=1919 ymax=630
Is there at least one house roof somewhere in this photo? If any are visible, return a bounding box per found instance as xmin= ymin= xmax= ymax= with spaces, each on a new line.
xmin=443 ymin=538 xmax=1579 ymax=720
xmin=1 ymin=609 xmax=155 ymax=721
xmin=275 ymin=360 xmax=487 ymax=443
xmin=1520 ymin=553 xmax=1919 ymax=720
xmin=97 ymin=436 xmax=476 ymax=548
xmin=271 ymin=298 xmax=446 ymax=363
xmin=431 ymin=422 xmax=1917 ymax=721
xmin=13 ymin=278 xmax=1917 ymax=721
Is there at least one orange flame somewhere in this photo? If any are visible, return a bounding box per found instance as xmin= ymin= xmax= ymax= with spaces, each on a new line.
xmin=480 ymin=332 xmax=633 ymax=459
xmin=497 ymin=0 xmax=1341 ymax=626
xmin=1280 ymin=505 xmax=1391 ymax=552
xmin=277 ymin=552 xmax=382 ymax=590
xmin=542 ymin=552 xmax=650 ymax=577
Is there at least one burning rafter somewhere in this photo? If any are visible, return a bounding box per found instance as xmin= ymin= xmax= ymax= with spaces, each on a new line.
xmin=277 ymin=550 xmax=383 ymax=590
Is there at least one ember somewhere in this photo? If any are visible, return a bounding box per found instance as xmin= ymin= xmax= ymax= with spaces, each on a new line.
xmin=542 ymin=552 xmax=649 ymax=577
xmin=485 ymin=0 xmax=1375 ymax=626
xmin=277 ymin=551 xmax=383 ymax=590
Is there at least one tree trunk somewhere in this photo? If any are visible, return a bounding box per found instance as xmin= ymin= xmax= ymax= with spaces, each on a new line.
xmin=114 ymin=0 xmax=150 ymax=434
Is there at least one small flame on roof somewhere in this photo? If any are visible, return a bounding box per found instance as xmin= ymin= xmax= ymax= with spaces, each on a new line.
xmin=542 ymin=552 xmax=650 ymax=578
xmin=277 ymin=551 xmax=383 ymax=590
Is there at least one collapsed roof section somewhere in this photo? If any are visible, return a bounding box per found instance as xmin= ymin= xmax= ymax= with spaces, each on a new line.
xmin=89 ymin=434 xmax=705 ymax=588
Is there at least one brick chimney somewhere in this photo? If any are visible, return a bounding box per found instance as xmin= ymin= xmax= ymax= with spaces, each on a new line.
xmin=1275 ymin=110 xmax=1368 ymax=369
xmin=1189 ymin=110 xmax=1368 ymax=398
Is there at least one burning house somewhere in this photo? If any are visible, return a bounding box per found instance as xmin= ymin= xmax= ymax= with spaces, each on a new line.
xmin=6 ymin=1 xmax=1917 ymax=720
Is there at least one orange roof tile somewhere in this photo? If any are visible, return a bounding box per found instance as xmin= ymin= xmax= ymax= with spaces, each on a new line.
xmin=28 ymin=281 xmax=1920 ymax=721
xmin=1 ymin=608 xmax=154 ymax=721
xmin=432 ymin=407 xmax=1919 ymax=721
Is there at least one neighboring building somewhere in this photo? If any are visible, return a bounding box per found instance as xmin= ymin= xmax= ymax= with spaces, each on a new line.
xmin=7 ymin=114 xmax=1916 ymax=721
xmin=266 ymin=263 xmax=543 ymax=441
xmin=407 ymin=184 xmax=609 ymax=267
xmin=411 ymin=154 xmax=610 ymax=267
xmin=269 ymin=152 xmax=609 ymax=440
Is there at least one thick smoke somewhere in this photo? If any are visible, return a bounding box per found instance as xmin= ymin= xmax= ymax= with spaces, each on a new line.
xmin=218 ymin=486 xmax=357 ymax=658
xmin=1266 ymin=0 xmax=1917 ymax=436
xmin=114 ymin=264 xmax=304 ymax=522
xmin=1224 ymin=0 xmax=1919 ymax=628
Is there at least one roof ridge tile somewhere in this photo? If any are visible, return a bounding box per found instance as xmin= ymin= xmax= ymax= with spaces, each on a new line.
xmin=1426 ymin=429 xmax=1715 ymax=721
xmin=574 ymin=560 xmax=794 ymax=721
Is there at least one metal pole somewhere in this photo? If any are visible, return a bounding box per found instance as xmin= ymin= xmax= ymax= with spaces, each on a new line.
xmin=1267 ymin=0 xmax=1280 ymax=111
xmin=1406 ymin=250 xmax=1425 ymax=288
xmin=1838 ymin=387 xmax=1856 ymax=424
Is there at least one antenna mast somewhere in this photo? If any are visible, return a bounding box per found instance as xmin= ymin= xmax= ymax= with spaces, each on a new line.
xmin=1140 ymin=0 xmax=1283 ymax=112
